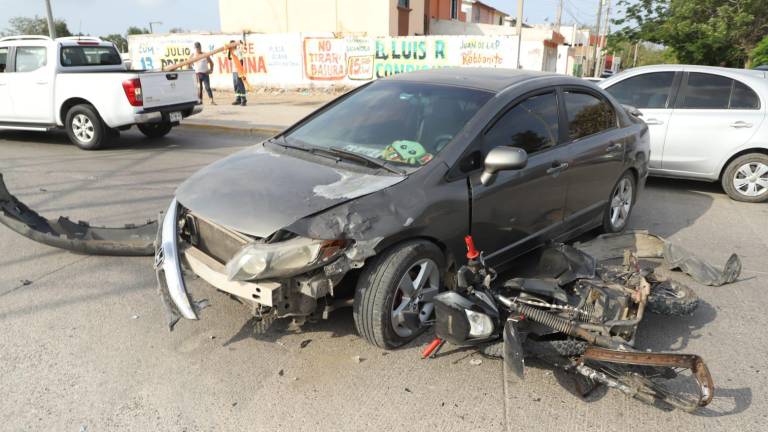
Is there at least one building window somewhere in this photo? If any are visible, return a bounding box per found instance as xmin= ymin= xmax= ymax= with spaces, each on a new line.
xmin=451 ymin=0 xmax=458 ymax=19
xmin=398 ymin=0 xmax=410 ymax=8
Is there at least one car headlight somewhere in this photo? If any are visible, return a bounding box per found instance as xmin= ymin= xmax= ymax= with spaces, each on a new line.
xmin=225 ymin=236 xmax=348 ymax=281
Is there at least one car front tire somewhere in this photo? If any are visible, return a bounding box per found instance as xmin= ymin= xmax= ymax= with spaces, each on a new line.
xmin=601 ymin=171 xmax=636 ymax=233
xmin=353 ymin=240 xmax=445 ymax=349
xmin=137 ymin=121 xmax=173 ymax=138
xmin=65 ymin=104 xmax=107 ymax=150
xmin=721 ymin=153 xmax=768 ymax=203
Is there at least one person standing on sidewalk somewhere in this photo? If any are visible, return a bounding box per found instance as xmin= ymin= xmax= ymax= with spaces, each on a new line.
xmin=191 ymin=42 xmax=215 ymax=105
xmin=228 ymin=40 xmax=247 ymax=106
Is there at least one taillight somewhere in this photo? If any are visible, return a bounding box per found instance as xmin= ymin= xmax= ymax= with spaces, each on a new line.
xmin=122 ymin=79 xmax=143 ymax=107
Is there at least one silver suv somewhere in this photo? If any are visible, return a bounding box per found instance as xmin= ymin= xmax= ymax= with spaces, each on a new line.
xmin=600 ymin=65 xmax=768 ymax=202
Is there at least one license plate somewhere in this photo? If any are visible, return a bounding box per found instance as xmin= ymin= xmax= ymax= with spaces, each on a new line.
xmin=169 ymin=111 xmax=182 ymax=122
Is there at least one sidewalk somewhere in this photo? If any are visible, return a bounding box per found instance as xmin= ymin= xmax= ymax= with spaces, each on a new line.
xmin=182 ymin=89 xmax=340 ymax=134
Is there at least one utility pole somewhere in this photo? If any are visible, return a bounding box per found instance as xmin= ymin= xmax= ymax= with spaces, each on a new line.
xmin=516 ymin=0 xmax=524 ymax=68
xmin=44 ymin=0 xmax=56 ymax=39
xmin=554 ymin=0 xmax=563 ymax=33
xmin=632 ymin=42 xmax=639 ymax=67
xmin=591 ymin=0 xmax=604 ymax=78
xmin=149 ymin=21 xmax=162 ymax=33
xmin=596 ymin=0 xmax=611 ymax=76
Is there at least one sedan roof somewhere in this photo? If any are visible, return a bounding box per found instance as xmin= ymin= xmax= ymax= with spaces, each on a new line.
xmin=387 ymin=67 xmax=572 ymax=93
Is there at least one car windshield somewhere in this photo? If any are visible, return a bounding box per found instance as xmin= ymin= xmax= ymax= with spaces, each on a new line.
xmin=284 ymin=81 xmax=493 ymax=167
xmin=60 ymin=46 xmax=122 ymax=67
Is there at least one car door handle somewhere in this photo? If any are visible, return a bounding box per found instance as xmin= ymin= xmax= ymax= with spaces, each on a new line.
xmin=644 ymin=118 xmax=664 ymax=125
xmin=546 ymin=162 xmax=569 ymax=175
xmin=730 ymin=121 xmax=753 ymax=128
xmin=605 ymin=142 xmax=623 ymax=152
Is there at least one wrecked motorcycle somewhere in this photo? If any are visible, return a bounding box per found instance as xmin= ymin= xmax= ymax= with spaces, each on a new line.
xmin=424 ymin=235 xmax=714 ymax=412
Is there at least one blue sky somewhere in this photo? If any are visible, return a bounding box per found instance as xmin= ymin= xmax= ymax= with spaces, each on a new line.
xmin=0 ymin=0 xmax=617 ymax=36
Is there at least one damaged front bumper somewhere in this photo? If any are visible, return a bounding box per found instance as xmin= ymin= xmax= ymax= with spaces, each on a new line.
xmin=155 ymin=199 xmax=198 ymax=326
xmin=155 ymin=199 xmax=347 ymax=329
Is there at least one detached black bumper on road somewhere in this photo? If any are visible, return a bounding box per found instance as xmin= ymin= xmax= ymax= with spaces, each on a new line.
xmin=0 ymin=173 xmax=157 ymax=256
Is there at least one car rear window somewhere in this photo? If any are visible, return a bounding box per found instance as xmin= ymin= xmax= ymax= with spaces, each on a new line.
xmin=564 ymin=91 xmax=616 ymax=140
xmin=60 ymin=46 xmax=122 ymax=67
xmin=730 ymin=80 xmax=760 ymax=109
xmin=15 ymin=46 xmax=47 ymax=72
xmin=679 ymin=73 xmax=732 ymax=109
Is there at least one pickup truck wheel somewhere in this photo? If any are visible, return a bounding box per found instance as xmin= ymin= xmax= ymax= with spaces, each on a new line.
xmin=65 ymin=104 xmax=107 ymax=150
xmin=137 ymin=122 xmax=173 ymax=138
xmin=721 ymin=153 xmax=768 ymax=203
xmin=353 ymin=240 xmax=445 ymax=349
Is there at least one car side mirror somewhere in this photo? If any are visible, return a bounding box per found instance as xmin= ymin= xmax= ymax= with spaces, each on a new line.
xmin=480 ymin=146 xmax=528 ymax=186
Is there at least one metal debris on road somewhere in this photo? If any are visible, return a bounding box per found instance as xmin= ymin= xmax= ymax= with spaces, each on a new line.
xmin=574 ymin=230 xmax=742 ymax=286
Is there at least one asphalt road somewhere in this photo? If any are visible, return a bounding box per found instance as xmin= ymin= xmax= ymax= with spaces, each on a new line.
xmin=1 ymin=128 xmax=766 ymax=431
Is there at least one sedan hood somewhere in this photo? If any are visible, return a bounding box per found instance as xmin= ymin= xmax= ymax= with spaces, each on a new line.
xmin=175 ymin=144 xmax=405 ymax=238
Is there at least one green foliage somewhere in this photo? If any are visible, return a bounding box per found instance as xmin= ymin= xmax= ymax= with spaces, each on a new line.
xmin=751 ymin=36 xmax=768 ymax=68
xmin=127 ymin=26 xmax=150 ymax=35
xmin=101 ymin=33 xmax=128 ymax=52
xmin=2 ymin=15 xmax=72 ymax=37
xmin=607 ymin=38 xmax=678 ymax=69
xmin=613 ymin=0 xmax=768 ymax=67
xmin=169 ymin=27 xmax=185 ymax=34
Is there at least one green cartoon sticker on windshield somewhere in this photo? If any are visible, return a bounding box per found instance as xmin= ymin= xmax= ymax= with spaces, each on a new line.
xmin=382 ymin=140 xmax=434 ymax=166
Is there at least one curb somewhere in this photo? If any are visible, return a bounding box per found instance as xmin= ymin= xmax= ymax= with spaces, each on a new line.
xmin=180 ymin=122 xmax=282 ymax=136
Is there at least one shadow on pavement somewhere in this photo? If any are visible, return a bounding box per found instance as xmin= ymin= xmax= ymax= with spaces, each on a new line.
xmin=223 ymin=306 xmax=357 ymax=347
xmin=0 ymin=127 xmax=261 ymax=152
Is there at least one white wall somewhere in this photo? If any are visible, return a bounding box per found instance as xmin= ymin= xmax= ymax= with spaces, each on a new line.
xmin=128 ymin=32 xmax=559 ymax=90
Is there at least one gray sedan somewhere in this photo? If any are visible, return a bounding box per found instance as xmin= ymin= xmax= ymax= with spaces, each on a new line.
xmin=156 ymin=68 xmax=650 ymax=349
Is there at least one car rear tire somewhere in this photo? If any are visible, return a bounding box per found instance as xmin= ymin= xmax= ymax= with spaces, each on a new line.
xmin=600 ymin=171 xmax=636 ymax=233
xmin=353 ymin=240 xmax=445 ymax=349
xmin=721 ymin=153 xmax=768 ymax=203
xmin=137 ymin=121 xmax=173 ymax=138
xmin=65 ymin=104 xmax=108 ymax=150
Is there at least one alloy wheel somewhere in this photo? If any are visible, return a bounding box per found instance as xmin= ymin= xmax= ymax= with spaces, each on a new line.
xmin=610 ymin=177 xmax=633 ymax=229
xmin=732 ymin=162 xmax=768 ymax=198
xmin=391 ymin=258 xmax=440 ymax=338
xmin=72 ymin=114 xmax=95 ymax=143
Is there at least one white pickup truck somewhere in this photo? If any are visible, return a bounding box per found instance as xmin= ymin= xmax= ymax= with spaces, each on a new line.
xmin=0 ymin=35 xmax=200 ymax=149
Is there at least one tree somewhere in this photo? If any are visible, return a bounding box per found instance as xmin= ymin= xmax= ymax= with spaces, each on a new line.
xmin=169 ymin=27 xmax=186 ymax=34
xmin=127 ymin=26 xmax=150 ymax=35
xmin=607 ymin=38 xmax=678 ymax=69
xmin=751 ymin=36 xmax=768 ymax=68
xmin=613 ymin=0 xmax=768 ymax=67
xmin=2 ymin=15 xmax=72 ymax=37
xmin=101 ymin=33 xmax=128 ymax=52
